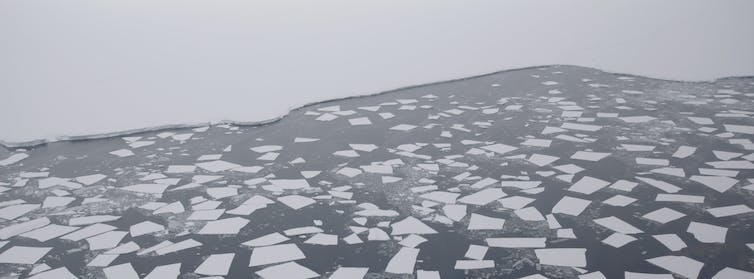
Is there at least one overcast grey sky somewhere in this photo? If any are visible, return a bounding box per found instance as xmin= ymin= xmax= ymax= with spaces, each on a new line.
xmin=2 ymin=0 xmax=753 ymax=144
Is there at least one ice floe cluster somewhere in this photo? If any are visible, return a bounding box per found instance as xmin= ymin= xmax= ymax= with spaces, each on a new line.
xmin=1 ymin=66 xmax=754 ymax=278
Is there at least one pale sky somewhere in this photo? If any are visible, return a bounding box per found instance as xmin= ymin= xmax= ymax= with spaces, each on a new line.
xmin=2 ymin=0 xmax=753 ymax=144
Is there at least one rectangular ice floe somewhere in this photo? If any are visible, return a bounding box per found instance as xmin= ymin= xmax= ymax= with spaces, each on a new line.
xmin=0 ymin=246 xmax=51 ymax=264
xmin=593 ymin=216 xmax=643 ymax=234
xmin=249 ymin=243 xmax=306 ymax=266
xmin=534 ymin=248 xmax=587 ymax=267
xmin=486 ymin=237 xmax=546 ymax=248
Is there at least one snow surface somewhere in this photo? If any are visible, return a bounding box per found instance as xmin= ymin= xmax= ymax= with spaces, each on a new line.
xmin=2 ymin=0 xmax=754 ymax=145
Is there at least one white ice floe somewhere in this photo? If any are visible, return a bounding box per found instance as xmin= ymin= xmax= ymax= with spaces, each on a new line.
xmin=486 ymin=237 xmax=546 ymax=248
xmin=551 ymin=196 xmax=591 ymax=216
xmin=652 ymin=234 xmax=687 ymax=251
xmin=689 ymin=175 xmax=738 ymax=193
xmin=103 ymin=263 xmax=139 ymax=279
xmin=391 ymin=216 xmax=437 ymax=235
xmin=708 ymin=204 xmax=754 ymax=217
xmin=61 ymin=223 xmax=116 ymax=241
xmin=467 ymin=213 xmax=505 ymax=230
xmin=86 ymin=230 xmax=128 ymax=250
xmin=568 ymin=176 xmax=611 ymax=195
xmin=455 ymin=260 xmax=494 ymax=270
xmin=197 ymin=217 xmax=249 ymax=234
xmin=385 ymin=247 xmax=420 ymax=274
xmin=602 ymin=233 xmax=636 ymax=248
xmin=646 ymin=255 xmax=704 ymax=279
xmin=480 ymin=143 xmax=518 ymax=155
xmin=144 ymin=263 xmax=181 ymax=279
xmin=642 ymin=207 xmax=686 ymax=224
xmin=20 ymin=224 xmax=79 ymax=242
xmin=687 ymin=221 xmax=727 ymax=243
xmin=249 ymin=243 xmax=306 ymax=266
xmin=243 ymin=232 xmax=289 ymax=247
xmin=121 ymin=183 xmax=170 ymax=194
xmin=624 ymin=272 xmax=674 ymax=279
xmin=329 ymin=267 xmax=368 ymax=279
xmin=712 ymin=267 xmax=754 ymax=279
xmin=570 ymin=151 xmax=610 ymax=161
xmin=593 ymin=216 xmax=643 ymax=234
xmin=255 ymin=261 xmax=319 ymax=279
xmin=278 ymin=195 xmax=316 ymax=210
xmin=129 ymin=221 xmax=165 ymax=237
xmin=155 ymin=239 xmax=202 ymax=255
xmin=534 ymin=248 xmax=587 ymax=267
xmin=195 ymin=253 xmax=235 ymax=276
xmin=0 ymin=246 xmax=51 ymax=264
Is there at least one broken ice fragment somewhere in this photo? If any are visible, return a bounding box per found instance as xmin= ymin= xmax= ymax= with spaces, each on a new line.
xmin=391 ymin=216 xmax=437 ymax=235
xmin=248 ymin=243 xmax=306 ymax=266
xmin=646 ymin=255 xmax=703 ymax=279
xmin=385 ymin=247 xmax=420 ymax=274
xmin=687 ymin=221 xmax=727 ymax=243
xmin=534 ymin=248 xmax=587 ymax=267
xmin=195 ymin=253 xmax=235 ymax=276
xmin=255 ymin=261 xmax=319 ymax=279
xmin=0 ymin=246 xmax=51 ymax=264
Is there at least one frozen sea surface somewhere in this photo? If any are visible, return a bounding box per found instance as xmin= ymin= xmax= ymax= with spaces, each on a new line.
xmin=1 ymin=65 xmax=754 ymax=278
xmin=2 ymin=0 xmax=754 ymax=145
